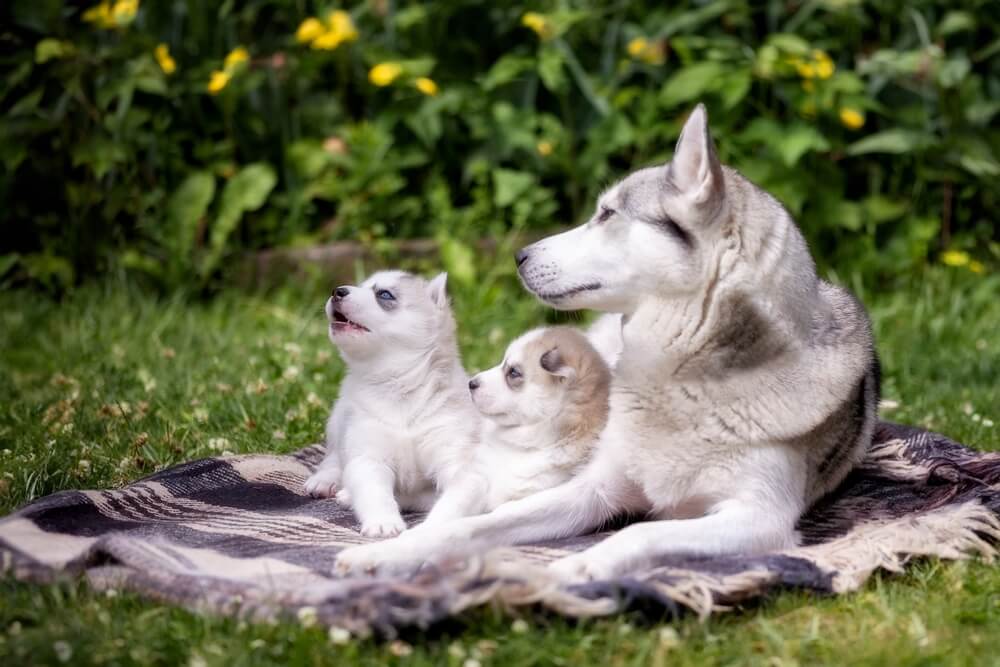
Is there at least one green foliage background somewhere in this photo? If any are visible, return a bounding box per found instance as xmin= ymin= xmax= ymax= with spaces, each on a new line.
xmin=2 ymin=0 xmax=998 ymax=290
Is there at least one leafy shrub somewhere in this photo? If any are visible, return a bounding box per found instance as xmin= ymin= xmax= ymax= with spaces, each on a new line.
xmin=1 ymin=0 xmax=997 ymax=290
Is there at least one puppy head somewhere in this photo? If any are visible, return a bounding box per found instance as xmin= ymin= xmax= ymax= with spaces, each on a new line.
xmin=325 ymin=270 xmax=453 ymax=361
xmin=469 ymin=327 xmax=611 ymax=440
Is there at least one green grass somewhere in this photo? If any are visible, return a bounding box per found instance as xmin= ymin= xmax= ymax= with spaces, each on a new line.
xmin=1 ymin=266 xmax=999 ymax=666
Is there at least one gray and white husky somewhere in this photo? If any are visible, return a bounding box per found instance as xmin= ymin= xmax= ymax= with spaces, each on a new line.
xmin=335 ymin=104 xmax=880 ymax=580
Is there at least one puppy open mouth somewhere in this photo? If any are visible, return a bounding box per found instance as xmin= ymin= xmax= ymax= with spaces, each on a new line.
xmin=534 ymin=282 xmax=602 ymax=303
xmin=330 ymin=309 xmax=370 ymax=333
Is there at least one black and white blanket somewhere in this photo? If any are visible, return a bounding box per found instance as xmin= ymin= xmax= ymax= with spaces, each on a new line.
xmin=1 ymin=422 xmax=998 ymax=635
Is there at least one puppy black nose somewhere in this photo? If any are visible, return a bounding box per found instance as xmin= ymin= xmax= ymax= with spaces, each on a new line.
xmin=333 ymin=286 xmax=350 ymax=300
xmin=468 ymin=377 xmax=480 ymax=391
xmin=514 ymin=248 xmax=530 ymax=267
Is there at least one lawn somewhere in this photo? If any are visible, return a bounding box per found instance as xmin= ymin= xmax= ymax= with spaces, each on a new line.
xmin=1 ymin=265 xmax=999 ymax=666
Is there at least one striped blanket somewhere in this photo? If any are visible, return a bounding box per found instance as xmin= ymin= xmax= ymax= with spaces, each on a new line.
xmin=1 ymin=421 xmax=998 ymax=635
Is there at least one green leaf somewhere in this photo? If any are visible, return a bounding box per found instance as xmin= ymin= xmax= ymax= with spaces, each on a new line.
xmin=862 ymin=196 xmax=908 ymax=224
xmin=202 ymin=163 xmax=276 ymax=276
xmin=437 ymin=236 xmax=477 ymax=286
xmin=482 ymin=55 xmax=535 ymax=90
xmin=846 ymin=130 xmax=930 ymax=156
xmin=659 ymin=61 xmax=725 ymax=108
xmin=537 ymin=46 xmax=566 ymax=93
xmin=166 ymin=171 xmax=215 ymax=257
xmin=718 ymin=69 xmax=752 ymax=109
xmin=492 ymin=169 xmax=536 ymax=209
xmin=34 ymin=38 xmax=73 ymax=64
xmin=774 ymin=124 xmax=830 ymax=167
xmin=937 ymin=11 xmax=975 ymax=37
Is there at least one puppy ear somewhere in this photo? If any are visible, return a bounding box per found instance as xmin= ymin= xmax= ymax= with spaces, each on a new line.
xmin=427 ymin=272 xmax=449 ymax=307
xmin=540 ymin=347 xmax=575 ymax=381
xmin=669 ymin=103 xmax=723 ymax=209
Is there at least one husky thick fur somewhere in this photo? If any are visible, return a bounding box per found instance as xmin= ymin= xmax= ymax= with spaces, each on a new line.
xmin=335 ymin=104 xmax=879 ymax=579
xmin=468 ymin=326 xmax=611 ymax=510
xmin=303 ymin=270 xmax=480 ymax=537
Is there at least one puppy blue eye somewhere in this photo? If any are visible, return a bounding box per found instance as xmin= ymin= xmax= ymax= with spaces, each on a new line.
xmin=507 ymin=367 xmax=521 ymax=379
xmin=376 ymin=289 xmax=395 ymax=301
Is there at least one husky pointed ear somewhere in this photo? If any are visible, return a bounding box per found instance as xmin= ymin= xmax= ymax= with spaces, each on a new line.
xmin=427 ymin=272 xmax=449 ymax=307
xmin=540 ymin=347 xmax=575 ymax=381
xmin=669 ymin=104 xmax=724 ymax=208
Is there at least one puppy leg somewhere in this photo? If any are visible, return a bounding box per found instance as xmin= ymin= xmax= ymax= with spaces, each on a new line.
xmin=341 ymin=457 xmax=406 ymax=538
xmin=549 ymin=500 xmax=799 ymax=582
xmin=336 ymin=451 xmax=642 ymax=575
xmin=421 ymin=473 xmax=489 ymax=527
xmin=303 ymin=449 xmax=341 ymax=497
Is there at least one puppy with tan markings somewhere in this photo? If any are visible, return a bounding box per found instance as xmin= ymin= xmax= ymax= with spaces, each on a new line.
xmin=468 ymin=326 xmax=611 ymax=510
xmin=303 ymin=270 xmax=481 ymax=537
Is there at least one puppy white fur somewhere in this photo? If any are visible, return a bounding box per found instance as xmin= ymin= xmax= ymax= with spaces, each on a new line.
xmin=468 ymin=326 xmax=611 ymax=510
xmin=303 ymin=270 xmax=480 ymax=537
xmin=334 ymin=104 xmax=879 ymax=578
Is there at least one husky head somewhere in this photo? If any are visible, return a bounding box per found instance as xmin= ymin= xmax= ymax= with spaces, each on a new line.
xmin=468 ymin=327 xmax=610 ymax=440
xmin=516 ymin=103 xmax=730 ymax=315
xmin=325 ymin=270 xmax=452 ymax=362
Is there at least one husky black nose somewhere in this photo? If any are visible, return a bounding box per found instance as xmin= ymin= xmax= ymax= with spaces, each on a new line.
xmin=468 ymin=377 xmax=480 ymax=391
xmin=333 ymin=286 xmax=350 ymax=300
xmin=514 ymin=248 xmax=530 ymax=267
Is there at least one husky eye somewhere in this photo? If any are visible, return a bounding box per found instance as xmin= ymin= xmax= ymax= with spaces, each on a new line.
xmin=595 ymin=207 xmax=615 ymax=223
xmin=375 ymin=289 xmax=395 ymax=301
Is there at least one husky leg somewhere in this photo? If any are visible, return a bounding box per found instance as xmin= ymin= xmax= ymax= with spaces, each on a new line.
xmin=341 ymin=457 xmax=406 ymax=538
xmin=335 ymin=450 xmax=641 ymax=575
xmin=549 ymin=500 xmax=799 ymax=582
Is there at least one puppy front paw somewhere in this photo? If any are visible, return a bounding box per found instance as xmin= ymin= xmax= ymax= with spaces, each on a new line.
xmin=303 ymin=467 xmax=340 ymax=498
xmin=359 ymin=514 xmax=407 ymax=538
xmin=335 ymin=537 xmax=423 ymax=577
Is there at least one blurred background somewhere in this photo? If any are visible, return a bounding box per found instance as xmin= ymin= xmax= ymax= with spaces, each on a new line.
xmin=1 ymin=0 xmax=998 ymax=293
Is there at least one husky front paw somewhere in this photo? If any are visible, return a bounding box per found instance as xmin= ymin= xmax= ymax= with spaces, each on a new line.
xmin=335 ymin=539 xmax=420 ymax=577
xmin=359 ymin=515 xmax=407 ymax=538
xmin=303 ymin=467 xmax=340 ymax=497
xmin=548 ymin=552 xmax=617 ymax=583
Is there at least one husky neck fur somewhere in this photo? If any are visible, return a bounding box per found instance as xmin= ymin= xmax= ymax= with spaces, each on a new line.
xmin=333 ymin=104 xmax=881 ymax=581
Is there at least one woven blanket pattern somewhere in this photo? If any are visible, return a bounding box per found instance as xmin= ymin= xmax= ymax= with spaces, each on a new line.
xmin=2 ymin=421 xmax=998 ymax=635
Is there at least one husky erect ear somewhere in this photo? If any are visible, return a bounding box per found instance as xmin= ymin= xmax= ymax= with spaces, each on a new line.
xmin=669 ymin=103 xmax=724 ymax=209
xmin=540 ymin=347 xmax=575 ymax=381
xmin=427 ymin=272 xmax=449 ymax=307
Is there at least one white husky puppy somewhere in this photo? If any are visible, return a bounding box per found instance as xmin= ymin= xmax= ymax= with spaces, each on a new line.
xmin=468 ymin=326 xmax=611 ymax=511
xmin=303 ymin=270 xmax=481 ymax=537
xmin=335 ymin=104 xmax=879 ymax=578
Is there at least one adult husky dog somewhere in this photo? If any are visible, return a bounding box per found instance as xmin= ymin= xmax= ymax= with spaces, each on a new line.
xmin=335 ymin=104 xmax=880 ymax=580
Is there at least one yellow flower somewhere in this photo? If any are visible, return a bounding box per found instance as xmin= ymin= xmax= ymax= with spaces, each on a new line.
xmin=536 ymin=140 xmax=554 ymax=157
xmin=414 ymin=77 xmax=438 ymax=96
xmin=369 ymin=62 xmax=402 ymax=87
xmin=795 ymin=61 xmax=817 ymax=79
xmin=83 ymin=1 xmax=137 ymax=29
xmin=839 ymin=107 xmax=865 ymax=130
xmin=969 ymin=260 xmax=985 ymax=274
xmin=82 ymin=2 xmax=113 ymax=27
xmin=814 ymin=52 xmax=835 ymax=80
xmin=111 ymin=0 xmax=138 ymax=25
xmin=296 ymin=17 xmax=325 ymax=44
xmin=521 ymin=12 xmax=553 ymax=40
xmin=207 ymin=70 xmax=231 ymax=95
xmin=224 ymin=47 xmax=249 ymax=71
xmin=154 ymin=43 xmax=176 ymax=75
xmin=626 ymin=37 xmax=666 ymax=65
xmin=940 ymin=250 xmax=970 ymax=267
xmin=327 ymin=10 xmax=357 ymax=43
xmin=627 ymin=37 xmax=649 ymax=59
